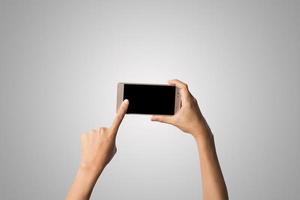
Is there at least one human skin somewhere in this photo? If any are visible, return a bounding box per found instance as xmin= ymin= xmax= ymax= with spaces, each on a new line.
xmin=151 ymin=79 xmax=228 ymax=200
xmin=66 ymin=79 xmax=228 ymax=200
xmin=65 ymin=99 xmax=129 ymax=200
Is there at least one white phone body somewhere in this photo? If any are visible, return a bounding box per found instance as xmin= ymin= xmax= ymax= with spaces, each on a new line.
xmin=117 ymin=82 xmax=181 ymax=115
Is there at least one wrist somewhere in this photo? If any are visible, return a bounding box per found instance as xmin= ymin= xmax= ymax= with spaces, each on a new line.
xmin=193 ymin=130 xmax=211 ymax=143
xmin=191 ymin=115 xmax=212 ymax=137
xmin=191 ymin=124 xmax=213 ymax=144
xmin=191 ymin=123 xmax=210 ymax=139
xmin=67 ymin=166 xmax=102 ymax=199
xmin=192 ymin=129 xmax=215 ymax=154
xmin=79 ymin=162 xmax=105 ymax=178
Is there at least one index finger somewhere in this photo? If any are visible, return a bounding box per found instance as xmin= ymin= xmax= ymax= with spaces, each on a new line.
xmin=111 ymin=99 xmax=129 ymax=134
xmin=167 ymin=79 xmax=191 ymax=103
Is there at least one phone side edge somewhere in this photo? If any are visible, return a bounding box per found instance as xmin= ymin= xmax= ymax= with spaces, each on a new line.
xmin=116 ymin=83 xmax=124 ymax=112
xmin=174 ymin=87 xmax=181 ymax=114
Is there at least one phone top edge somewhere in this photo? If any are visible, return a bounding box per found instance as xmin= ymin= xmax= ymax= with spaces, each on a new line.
xmin=118 ymin=82 xmax=174 ymax=87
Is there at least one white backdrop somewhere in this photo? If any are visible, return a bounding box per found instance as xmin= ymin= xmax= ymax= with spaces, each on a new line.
xmin=1 ymin=0 xmax=299 ymax=199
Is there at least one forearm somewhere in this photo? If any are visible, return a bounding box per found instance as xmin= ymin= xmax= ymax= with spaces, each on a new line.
xmin=194 ymin=129 xmax=228 ymax=200
xmin=66 ymin=166 xmax=103 ymax=200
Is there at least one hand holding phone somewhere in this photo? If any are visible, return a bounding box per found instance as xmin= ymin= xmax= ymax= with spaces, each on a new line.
xmin=117 ymin=80 xmax=208 ymax=137
xmin=150 ymin=79 xmax=208 ymax=136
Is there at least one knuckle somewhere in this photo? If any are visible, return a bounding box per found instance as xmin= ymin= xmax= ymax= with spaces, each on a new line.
xmin=100 ymin=127 xmax=107 ymax=132
xmin=183 ymin=83 xmax=188 ymax=89
xmin=108 ymin=135 xmax=115 ymax=141
xmin=91 ymin=128 xmax=98 ymax=133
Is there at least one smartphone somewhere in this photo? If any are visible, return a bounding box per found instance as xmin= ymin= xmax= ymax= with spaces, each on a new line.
xmin=117 ymin=83 xmax=181 ymax=115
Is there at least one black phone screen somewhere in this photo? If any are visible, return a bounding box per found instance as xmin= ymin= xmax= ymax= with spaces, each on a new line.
xmin=123 ymin=84 xmax=176 ymax=115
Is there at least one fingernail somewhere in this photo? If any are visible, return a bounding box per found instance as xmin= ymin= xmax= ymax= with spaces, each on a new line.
xmin=124 ymin=99 xmax=129 ymax=104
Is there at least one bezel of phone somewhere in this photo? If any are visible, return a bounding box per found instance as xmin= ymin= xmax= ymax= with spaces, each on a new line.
xmin=117 ymin=82 xmax=181 ymax=115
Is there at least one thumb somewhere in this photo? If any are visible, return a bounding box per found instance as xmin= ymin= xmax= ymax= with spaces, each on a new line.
xmin=151 ymin=115 xmax=174 ymax=125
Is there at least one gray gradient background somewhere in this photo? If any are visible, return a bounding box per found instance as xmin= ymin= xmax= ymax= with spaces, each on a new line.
xmin=0 ymin=0 xmax=299 ymax=199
